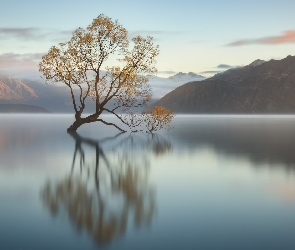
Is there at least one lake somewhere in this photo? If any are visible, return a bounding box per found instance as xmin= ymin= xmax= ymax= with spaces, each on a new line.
xmin=1 ymin=114 xmax=295 ymax=250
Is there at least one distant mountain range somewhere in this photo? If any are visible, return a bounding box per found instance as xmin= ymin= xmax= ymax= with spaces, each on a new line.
xmin=168 ymin=72 xmax=204 ymax=82
xmin=0 ymin=76 xmax=73 ymax=113
xmin=0 ymin=104 xmax=49 ymax=113
xmin=138 ymin=72 xmax=205 ymax=99
xmin=0 ymin=72 xmax=204 ymax=113
xmin=4 ymin=55 xmax=295 ymax=115
xmin=154 ymin=55 xmax=295 ymax=114
xmin=0 ymin=75 xmax=37 ymax=100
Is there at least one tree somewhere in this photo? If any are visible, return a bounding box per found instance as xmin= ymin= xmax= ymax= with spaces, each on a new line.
xmin=39 ymin=14 xmax=173 ymax=132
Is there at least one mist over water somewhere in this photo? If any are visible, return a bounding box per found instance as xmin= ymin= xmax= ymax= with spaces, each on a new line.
xmin=1 ymin=114 xmax=295 ymax=250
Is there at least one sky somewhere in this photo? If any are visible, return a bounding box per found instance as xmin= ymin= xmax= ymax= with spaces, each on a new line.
xmin=0 ymin=0 xmax=295 ymax=79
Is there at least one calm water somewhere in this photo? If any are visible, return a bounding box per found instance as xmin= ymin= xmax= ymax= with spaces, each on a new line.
xmin=1 ymin=114 xmax=295 ymax=250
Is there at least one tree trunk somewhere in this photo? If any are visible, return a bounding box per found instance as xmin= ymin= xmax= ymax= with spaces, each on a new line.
xmin=67 ymin=114 xmax=98 ymax=132
xmin=67 ymin=119 xmax=84 ymax=132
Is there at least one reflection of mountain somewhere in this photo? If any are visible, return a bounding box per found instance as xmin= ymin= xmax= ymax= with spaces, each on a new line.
xmin=155 ymin=56 xmax=295 ymax=113
xmin=171 ymin=116 xmax=295 ymax=169
xmin=41 ymin=132 xmax=171 ymax=245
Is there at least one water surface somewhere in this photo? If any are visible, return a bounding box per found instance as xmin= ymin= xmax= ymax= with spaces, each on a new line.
xmin=1 ymin=114 xmax=295 ymax=250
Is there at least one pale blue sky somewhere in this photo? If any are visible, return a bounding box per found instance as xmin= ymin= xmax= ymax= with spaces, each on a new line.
xmin=0 ymin=0 xmax=295 ymax=77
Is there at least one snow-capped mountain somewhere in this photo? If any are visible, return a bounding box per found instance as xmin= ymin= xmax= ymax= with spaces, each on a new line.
xmin=168 ymin=72 xmax=205 ymax=82
xmin=149 ymin=72 xmax=205 ymax=98
xmin=249 ymin=59 xmax=266 ymax=67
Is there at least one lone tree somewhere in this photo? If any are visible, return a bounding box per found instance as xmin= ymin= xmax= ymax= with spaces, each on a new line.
xmin=39 ymin=14 xmax=173 ymax=132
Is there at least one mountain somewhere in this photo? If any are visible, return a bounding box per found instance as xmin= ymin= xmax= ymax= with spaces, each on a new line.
xmin=249 ymin=59 xmax=265 ymax=67
xmin=0 ymin=72 xmax=206 ymax=113
xmin=147 ymin=72 xmax=205 ymax=99
xmin=21 ymin=80 xmax=80 ymax=113
xmin=0 ymin=104 xmax=49 ymax=113
xmin=154 ymin=55 xmax=295 ymax=114
xmin=0 ymin=75 xmax=37 ymax=101
xmin=0 ymin=75 xmax=78 ymax=113
xmin=168 ymin=72 xmax=205 ymax=82
xmin=17 ymin=73 xmax=206 ymax=113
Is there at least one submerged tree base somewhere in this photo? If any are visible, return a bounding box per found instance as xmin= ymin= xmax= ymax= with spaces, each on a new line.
xmin=67 ymin=127 xmax=78 ymax=132
xmin=67 ymin=121 xmax=83 ymax=132
xmin=66 ymin=116 xmax=128 ymax=133
xmin=66 ymin=107 xmax=174 ymax=133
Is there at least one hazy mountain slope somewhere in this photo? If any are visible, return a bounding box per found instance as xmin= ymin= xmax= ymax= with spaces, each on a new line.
xmin=0 ymin=75 xmax=37 ymax=100
xmin=0 ymin=72 xmax=206 ymax=113
xmin=0 ymin=104 xmax=49 ymax=113
xmin=139 ymin=72 xmax=205 ymax=99
xmin=154 ymin=55 xmax=295 ymax=114
xmin=21 ymin=72 xmax=205 ymax=113
xmin=21 ymin=80 xmax=80 ymax=113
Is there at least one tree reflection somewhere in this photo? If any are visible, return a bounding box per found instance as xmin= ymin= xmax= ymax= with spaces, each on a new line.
xmin=41 ymin=132 xmax=171 ymax=245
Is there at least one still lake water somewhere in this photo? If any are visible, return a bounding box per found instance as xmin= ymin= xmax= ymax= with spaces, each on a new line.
xmin=1 ymin=114 xmax=295 ymax=250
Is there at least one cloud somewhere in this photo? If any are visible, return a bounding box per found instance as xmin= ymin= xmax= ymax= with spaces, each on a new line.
xmin=0 ymin=52 xmax=43 ymax=66
xmin=227 ymin=30 xmax=295 ymax=46
xmin=0 ymin=27 xmax=73 ymax=42
xmin=0 ymin=27 xmax=183 ymax=43
xmin=0 ymin=27 xmax=41 ymax=40
xmin=200 ymin=70 xmax=222 ymax=74
xmin=0 ymin=52 xmax=44 ymax=79
xmin=217 ymin=64 xmax=233 ymax=69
